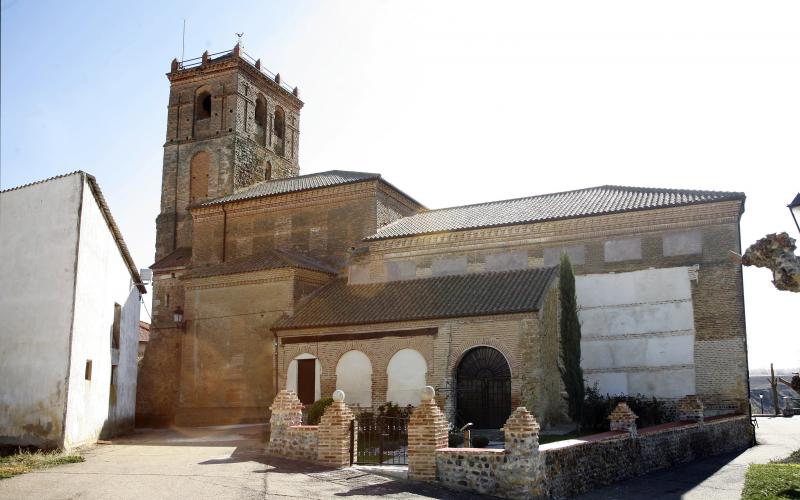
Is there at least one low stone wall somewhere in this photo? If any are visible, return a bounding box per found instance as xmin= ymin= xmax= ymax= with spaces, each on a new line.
xmin=541 ymin=415 xmax=753 ymax=498
xmin=269 ymin=425 xmax=319 ymax=462
xmin=436 ymin=448 xmax=505 ymax=495
xmin=267 ymin=389 xmax=355 ymax=468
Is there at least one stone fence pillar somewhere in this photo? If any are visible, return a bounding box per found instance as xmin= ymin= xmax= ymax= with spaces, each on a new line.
xmin=608 ymin=402 xmax=638 ymax=437
xmin=267 ymin=390 xmax=303 ymax=453
xmin=677 ymin=395 xmax=704 ymax=423
xmin=408 ymin=386 xmax=448 ymax=481
xmin=317 ymin=390 xmax=356 ymax=467
xmin=498 ymin=407 xmax=545 ymax=498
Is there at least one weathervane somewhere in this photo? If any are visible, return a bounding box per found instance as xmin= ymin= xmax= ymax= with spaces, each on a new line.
xmin=235 ymin=32 xmax=244 ymax=49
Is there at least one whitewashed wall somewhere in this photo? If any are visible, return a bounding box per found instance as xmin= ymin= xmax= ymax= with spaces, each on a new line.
xmin=576 ymin=267 xmax=696 ymax=398
xmin=335 ymin=350 xmax=372 ymax=407
xmin=386 ymin=349 xmax=428 ymax=406
xmin=0 ymin=174 xmax=82 ymax=448
xmin=64 ymin=178 xmax=140 ymax=448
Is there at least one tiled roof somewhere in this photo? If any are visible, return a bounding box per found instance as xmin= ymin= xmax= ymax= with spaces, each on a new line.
xmin=366 ymin=185 xmax=745 ymax=241
xmin=151 ymin=247 xmax=192 ymax=270
xmin=201 ymin=170 xmax=382 ymax=206
xmin=189 ymin=249 xmax=338 ymax=279
xmin=273 ymin=267 xmax=558 ymax=330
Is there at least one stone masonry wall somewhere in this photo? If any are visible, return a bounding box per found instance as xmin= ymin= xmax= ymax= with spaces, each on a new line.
xmin=541 ymin=415 xmax=753 ymax=498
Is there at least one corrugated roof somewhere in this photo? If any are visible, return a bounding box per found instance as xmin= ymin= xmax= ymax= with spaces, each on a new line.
xmin=273 ymin=266 xmax=558 ymax=330
xmin=189 ymin=249 xmax=338 ymax=278
xmin=201 ymin=170 xmax=382 ymax=206
xmin=366 ymin=185 xmax=745 ymax=241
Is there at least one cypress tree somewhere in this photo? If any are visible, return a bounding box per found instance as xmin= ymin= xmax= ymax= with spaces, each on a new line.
xmin=559 ymin=252 xmax=585 ymax=427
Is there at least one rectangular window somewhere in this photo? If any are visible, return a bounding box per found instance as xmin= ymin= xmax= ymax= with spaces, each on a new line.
xmin=112 ymin=303 xmax=121 ymax=349
xmin=85 ymin=360 xmax=93 ymax=381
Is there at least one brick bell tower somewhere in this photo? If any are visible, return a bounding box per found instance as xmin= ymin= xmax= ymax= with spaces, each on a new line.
xmin=137 ymin=45 xmax=302 ymax=426
xmin=155 ymin=43 xmax=303 ymax=262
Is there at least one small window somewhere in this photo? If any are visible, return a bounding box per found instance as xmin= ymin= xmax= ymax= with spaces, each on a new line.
xmin=196 ymin=91 xmax=211 ymax=120
xmin=264 ymin=161 xmax=272 ymax=181
xmin=111 ymin=303 xmax=121 ymax=349
xmin=274 ymin=106 xmax=285 ymax=139
xmin=85 ymin=360 xmax=93 ymax=381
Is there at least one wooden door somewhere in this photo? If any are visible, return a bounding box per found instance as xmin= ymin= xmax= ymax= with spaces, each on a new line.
xmin=297 ymin=359 xmax=316 ymax=405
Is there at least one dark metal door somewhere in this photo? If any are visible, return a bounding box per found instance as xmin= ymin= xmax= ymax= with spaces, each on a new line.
xmin=297 ymin=359 xmax=315 ymax=405
xmin=456 ymin=347 xmax=511 ymax=429
xmin=355 ymin=414 xmax=408 ymax=465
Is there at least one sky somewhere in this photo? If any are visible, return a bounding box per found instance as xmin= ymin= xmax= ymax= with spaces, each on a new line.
xmin=1 ymin=0 xmax=798 ymax=370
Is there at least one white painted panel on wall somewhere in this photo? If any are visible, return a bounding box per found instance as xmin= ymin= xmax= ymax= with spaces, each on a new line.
xmin=348 ymin=264 xmax=370 ymax=284
xmin=335 ymin=350 xmax=372 ymax=407
xmin=286 ymin=353 xmax=321 ymax=402
xmin=663 ymin=231 xmax=702 ymax=257
xmin=485 ymin=251 xmax=528 ymax=272
xmin=543 ymin=245 xmax=585 ymax=266
xmin=431 ymin=256 xmax=467 ymax=277
xmin=386 ymin=349 xmax=427 ymax=406
xmin=576 ymin=267 xmax=692 ymax=308
xmin=585 ymin=373 xmax=628 ymax=395
xmin=580 ymin=301 xmax=695 ymax=337
xmin=576 ymin=267 xmax=696 ymax=399
xmin=384 ymin=260 xmax=417 ymax=281
xmin=627 ymin=368 xmax=695 ymax=398
xmin=603 ymin=238 xmax=642 ymax=262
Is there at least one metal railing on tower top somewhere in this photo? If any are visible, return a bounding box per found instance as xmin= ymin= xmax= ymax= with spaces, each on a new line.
xmin=176 ymin=48 xmax=298 ymax=96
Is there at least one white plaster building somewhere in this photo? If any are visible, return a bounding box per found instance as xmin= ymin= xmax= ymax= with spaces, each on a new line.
xmin=0 ymin=172 xmax=146 ymax=450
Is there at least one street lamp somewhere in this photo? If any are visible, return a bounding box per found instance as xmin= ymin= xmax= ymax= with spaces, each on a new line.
xmin=759 ymin=394 xmax=764 ymax=414
xmin=789 ymin=193 xmax=800 ymax=236
xmin=173 ymin=306 xmax=186 ymax=330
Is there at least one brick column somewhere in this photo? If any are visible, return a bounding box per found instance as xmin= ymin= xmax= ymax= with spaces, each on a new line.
xmin=498 ymin=407 xmax=545 ymax=498
xmin=677 ymin=395 xmax=705 ymax=423
xmin=317 ymin=390 xmax=356 ymax=467
xmin=608 ymin=402 xmax=638 ymax=437
xmin=267 ymin=390 xmax=303 ymax=454
xmin=408 ymin=386 xmax=448 ymax=481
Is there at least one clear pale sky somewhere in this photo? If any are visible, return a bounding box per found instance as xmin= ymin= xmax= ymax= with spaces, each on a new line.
xmin=1 ymin=1 xmax=797 ymax=370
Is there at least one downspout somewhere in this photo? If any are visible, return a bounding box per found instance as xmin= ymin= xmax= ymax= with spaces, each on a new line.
xmin=222 ymin=205 xmax=228 ymax=262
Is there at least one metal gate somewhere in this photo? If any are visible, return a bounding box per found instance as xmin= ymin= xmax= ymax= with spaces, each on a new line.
xmin=456 ymin=347 xmax=512 ymax=429
xmin=354 ymin=414 xmax=408 ymax=465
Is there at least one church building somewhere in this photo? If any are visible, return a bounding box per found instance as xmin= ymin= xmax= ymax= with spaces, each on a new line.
xmin=136 ymin=45 xmax=748 ymax=429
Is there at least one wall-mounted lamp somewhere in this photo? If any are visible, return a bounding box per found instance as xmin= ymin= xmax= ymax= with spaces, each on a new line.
xmin=173 ymin=306 xmax=186 ymax=330
xmin=788 ymin=193 xmax=800 ymax=236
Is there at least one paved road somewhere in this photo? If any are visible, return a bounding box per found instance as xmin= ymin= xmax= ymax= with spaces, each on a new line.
xmin=577 ymin=416 xmax=800 ymax=500
xmin=0 ymin=424 xmax=490 ymax=500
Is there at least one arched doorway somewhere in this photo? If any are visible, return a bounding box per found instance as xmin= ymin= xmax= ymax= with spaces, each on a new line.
xmin=455 ymin=347 xmax=511 ymax=429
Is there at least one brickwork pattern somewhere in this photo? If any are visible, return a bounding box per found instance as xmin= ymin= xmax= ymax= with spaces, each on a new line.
xmin=266 ymin=390 xmax=319 ymax=461
xmin=316 ymin=397 xmax=356 ymax=467
xmin=608 ymin=402 xmax=638 ymax=436
xmin=677 ymin=395 xmax=705 ymax=423
xmin=407 ymin=388 xmax=448 ymax=481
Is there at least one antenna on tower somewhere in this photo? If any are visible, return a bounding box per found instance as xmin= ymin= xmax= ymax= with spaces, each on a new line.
xmin=181 ymin=19 xmax=186 ymax=66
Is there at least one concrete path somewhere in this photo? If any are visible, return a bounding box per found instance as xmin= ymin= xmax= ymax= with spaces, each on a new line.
xmin=577 ymin=416 xmax=800 ymax=500
xmin=0 ymin=424 xmax=490 ymax=500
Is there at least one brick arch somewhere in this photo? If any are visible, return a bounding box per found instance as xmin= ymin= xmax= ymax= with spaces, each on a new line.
xmin=450 ymin=339 xmax=514 ymax=377
xmin=189 ymin=150 xmax=210 ymax=203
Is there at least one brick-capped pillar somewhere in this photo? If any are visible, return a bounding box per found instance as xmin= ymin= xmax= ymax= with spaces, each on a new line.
xmin=408 ymin=386 xmax=448 ymax=481
xmin=677 ymin=395 xmax=705 ymax=423
xmin=608 ymin=402 xmax=638 ymax=437
xmin=498 ymin=407 xmax=545 ymax=498
xmin=317 ymin=390 xmax=356 ymax=467
xmin=267 ymin=390 xmax=303 ymax=453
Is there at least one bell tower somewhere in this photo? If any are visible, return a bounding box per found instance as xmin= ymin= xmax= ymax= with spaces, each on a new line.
xmin=155 ymin=44 xmax=303 ymax=261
